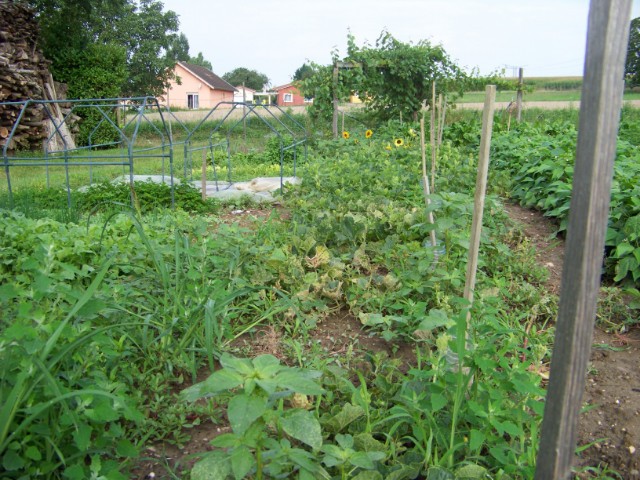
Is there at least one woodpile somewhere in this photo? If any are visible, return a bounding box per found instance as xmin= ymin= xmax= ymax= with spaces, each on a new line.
xmin=0 ymin=0 xmax=74 ymax=151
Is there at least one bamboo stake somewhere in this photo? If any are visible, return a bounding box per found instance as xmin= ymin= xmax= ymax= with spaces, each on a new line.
xmin=438 ymin=95 xmax=446 ymax=147
xmin=420 ymin=114 xmax=437 ymax=248
xmin=430 ymin=82 xmax=436 ymax=193
xmin=463 ymin=85 xmax=496 ymax=323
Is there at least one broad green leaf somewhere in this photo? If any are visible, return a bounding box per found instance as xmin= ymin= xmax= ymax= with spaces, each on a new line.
xmin=272 ymin=370 xmax=324 ymax=395
xmin=63 ymin=464 xmax=86 ymax=480
xmin=228 ymin=393 xmax=267 ymax=435
xmin=353 ymin=433 xmax=385 ymax=452
xmin=425 ymin=466 xmax=455 ymax=480
xmin=231 ymin=446 xmax=254 ymax=480
xmin=73 ymin=422 xmax=92 ymax=451
xmin=191 ymin=451 xmax=232 ymax=480
xmin=24 ymin=445 xmax=42 ymax=461
xmin=416 ymin=309 xmax=454 ymax=331
xmin=252 ymin=354 xmax=283 ymax=378
xmin=430 ymin=393 xmax=447 ymax=412
xmin=281 ymin=409 xmax=322 ymax=450
xmin=335 ymin=433 xmax=354 ymax=449
xmin=2 ymin=450 xmax=25 ymax=471
xmin=116 ymin=439 xmax=139 ymax=458
xmin=469 ymin=429 xmax=485 ymax=452
xmin=323 ymin=403 xmax=364 ymax=433
xmin=352 ymin=471 xmax=383 ymax=480
xmin=349 ymin=451 xmax=375 ymax=470
xmin=182 ymin=369 xmax=244 ymax=401
xmin=385 ymin=464 xmax=421 ymax=480
xmin=456 ymin=464 xmax=488 ymax=479
xmin=220 ymin=354 xmax=253 ymax=376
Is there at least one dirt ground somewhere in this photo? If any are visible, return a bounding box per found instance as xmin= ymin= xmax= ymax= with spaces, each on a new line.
xmin=505 ymin=203 xmax=640 ymax=478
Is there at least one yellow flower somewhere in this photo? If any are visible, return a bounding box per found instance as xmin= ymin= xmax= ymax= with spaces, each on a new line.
xmin=394 ymin=138 xmax=404 ymax=147
xmin=408 ymin=128 xmax=416 ymax=137
xmin=365 ymin=129 xmax=373 ymax=139
xmin=342 ymin=131 xmax=350 ymax=139
xmin=385 ymin=144 xmax=392 ymax=151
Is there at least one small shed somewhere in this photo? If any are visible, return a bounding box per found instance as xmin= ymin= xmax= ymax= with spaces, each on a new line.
xmin=163 ymin=62 xmax=236 ymax=109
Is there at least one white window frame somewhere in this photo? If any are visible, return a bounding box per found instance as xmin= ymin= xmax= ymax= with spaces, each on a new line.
xmin=187 ymin=93 xmax=199 ymax=109
xmin=283 ymin=92 xmax=293 ymax=103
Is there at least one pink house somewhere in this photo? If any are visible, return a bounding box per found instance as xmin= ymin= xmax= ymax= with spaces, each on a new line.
xmin=163 ymin=62 xmax=236 ymax=109
xmin=273 ymin=83 xmax=309 ymax=106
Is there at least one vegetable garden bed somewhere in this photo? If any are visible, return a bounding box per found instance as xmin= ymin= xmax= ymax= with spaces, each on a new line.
xmin=1 ymin=111 xmax=638 ymax=479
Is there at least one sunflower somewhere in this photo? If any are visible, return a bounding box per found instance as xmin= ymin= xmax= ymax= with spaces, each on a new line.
xmin=394 ymin=138 xmax=404 ymax=147
xmin=365 ymin=129 xmax=373 ymax=139
xmin=342 ymin=131 xmax=350 ymax=139
xmin=408 ymin=128 xmax=416 ymax=137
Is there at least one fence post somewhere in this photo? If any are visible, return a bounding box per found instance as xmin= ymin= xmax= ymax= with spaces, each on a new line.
xmin=534 ymin=1 xmax=632 ymax=478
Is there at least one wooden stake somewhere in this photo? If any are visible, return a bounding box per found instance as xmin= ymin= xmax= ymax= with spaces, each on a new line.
xmin=420 ymin=115 xmax=437 ymax=248
xmin=535 ymin=1 xmax=631 ymax=478
xmin=463 ymin=85 xmax=496 ymax=320
xmin=332 ymin=63 xmax=339 ymax=139
xmin=516 ymin=68 xmax=524 ymax=122
xmin=438 ymin=94 xmax=446 ymax=147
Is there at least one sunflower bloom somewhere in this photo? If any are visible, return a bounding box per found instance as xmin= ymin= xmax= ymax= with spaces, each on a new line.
xmin=342 ymin=131 xmax=350 ymax=139
xmin=365 ymin=129 xmax=373 ymax=139
xmin=394 ymin=138 xmax=404 ymax=147
xmin=408 ymin=128 xmax=416 ymax=137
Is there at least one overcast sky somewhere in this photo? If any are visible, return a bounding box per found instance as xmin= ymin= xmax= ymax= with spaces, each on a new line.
xmin=160 ymin=0 xmax=640 ymax=87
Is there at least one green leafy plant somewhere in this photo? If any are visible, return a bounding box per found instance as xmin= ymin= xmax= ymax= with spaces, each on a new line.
xmin=182 ymin=353 xmax=328 ymax=479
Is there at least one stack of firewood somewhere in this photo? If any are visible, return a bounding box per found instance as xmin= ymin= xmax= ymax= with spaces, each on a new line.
xmin=0 ymin=0 xmax=54 ymax=150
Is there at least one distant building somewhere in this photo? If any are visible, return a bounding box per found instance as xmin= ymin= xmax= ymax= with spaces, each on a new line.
xmin=234 ymin=85 xmax=256 ymax=104
xmin=272 ymin=83 xmax=311 ymax=106
xmin=163 ymin=62 xmax=236 ymax=109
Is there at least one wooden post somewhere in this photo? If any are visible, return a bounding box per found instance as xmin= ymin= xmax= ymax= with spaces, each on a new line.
xmin=242 ymin=81 xmax=247 ymax=147
xmin=463 ymin=85 xmax=496 ymax=319
xmin=516 ymin=68 xmax=523 ymax=122
xmin=430 ymin=82 xmax=437 ymax=193
xmin=534 ymin=1 xmax=631 ymax=478
xmin=332 ymin=63 xmax=339 ymax=139
xmin=420 ymin=115 xmax=437 ymax=248
xmin=201 ymin=150 xmax=207 ymax=202
xmin=341 ymin=111 xmax=345 ymax=134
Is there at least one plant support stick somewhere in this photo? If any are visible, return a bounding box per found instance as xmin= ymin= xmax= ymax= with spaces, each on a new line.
xmin=463 ymin=85 xmax=496 ymax=323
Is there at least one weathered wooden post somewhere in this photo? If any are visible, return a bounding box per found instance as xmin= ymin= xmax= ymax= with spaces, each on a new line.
xmin=534 ymin=1 xmax=631 ymax=478
xmin=516 ymin=68 xmax=524 ymax=122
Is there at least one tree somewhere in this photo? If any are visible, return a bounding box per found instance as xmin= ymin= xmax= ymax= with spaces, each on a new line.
xmin=188 ymin=52 xmax=213 ymax=71
xmin=30 ymin=0 xmax=183 ymax=97
xmin=345 ymin=31 xmax=465 ymax=120
xmin=222 ymin=68 xmax=269 ymax=91
xmin=626 ymin=17 xmax=640 ymax=86
xmin=293 ymin=63 xmax=315 ymax=81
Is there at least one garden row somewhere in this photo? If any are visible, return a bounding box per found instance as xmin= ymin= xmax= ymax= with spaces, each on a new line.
xmin=1 ymin=112 xmax=637 ymax=478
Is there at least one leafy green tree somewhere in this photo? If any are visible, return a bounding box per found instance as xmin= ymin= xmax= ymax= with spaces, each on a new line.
xmin=626 ymin=17 xmax=640 ymax=86
xmin=222 ymin=67 xmax=269 ymax=91
xmin=169 ymin=32 xmax=191 ymax=63
xmin=345 ymin=31 xmax=465 ymax=120
xmin=293 ymin=63 xmax=315 ymax=81
xmin=31 ymin=0 xmax=182 ymax=97
xmin=188 ymin=52 xmax=213 ymax=71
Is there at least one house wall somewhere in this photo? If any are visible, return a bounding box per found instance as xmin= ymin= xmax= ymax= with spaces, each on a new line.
xmin=165 ymin=63 xmax=233 ymax=109
xmin=233 ymin=87 xmax=255 ymax=103
xmin=276 ymin=85 xmax=306 ymax=106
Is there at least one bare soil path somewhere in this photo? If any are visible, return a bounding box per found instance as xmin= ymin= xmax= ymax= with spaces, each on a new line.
xmin=504 ymin=202 xmax=640 ymax=479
